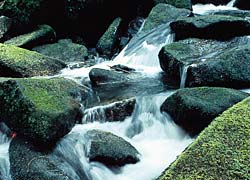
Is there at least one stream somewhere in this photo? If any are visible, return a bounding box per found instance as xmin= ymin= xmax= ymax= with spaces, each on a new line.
xmin=0 ymin=0 xmax=244 ymax=179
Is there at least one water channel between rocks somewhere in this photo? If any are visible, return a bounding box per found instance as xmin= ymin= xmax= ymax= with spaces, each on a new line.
xmin=0 ymin=0 xmax=247 ymax=179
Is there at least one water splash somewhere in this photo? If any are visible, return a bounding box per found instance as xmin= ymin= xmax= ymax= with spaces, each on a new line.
xmin=180 ymin=65 xmax=189 ymax=89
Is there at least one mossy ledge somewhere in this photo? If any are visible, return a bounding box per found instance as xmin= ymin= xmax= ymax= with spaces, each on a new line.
xmin=158 ymin=97 xmax=250 ymax=180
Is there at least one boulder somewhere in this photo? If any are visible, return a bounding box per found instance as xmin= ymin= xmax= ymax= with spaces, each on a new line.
xmin=96 ymin=17 xmax=122 ymax=57
xmin=33 ymin=39 xmax=88 ymax=63
xmin=89 ymin=68 xmax=129 ymax=85
xmin=170 ymin=15 xmax=250 ymax=41
xmin=4 ymin=24 xmax=56 ymax=49
xmin=0 ymin=78 xmax=85 ymax=147
xmin=160 ymin=87 xmax=248 ymax=135
xmin=0 ymin=16 xmax=12 ymax=41
xmin=159 ymin=37 xmax=250 ymax=88
xmin=85 ymin=130 xmax=140 ymax=166
xmin=141 ymin=4 xmax=191 ymax=33
xmin=233 ymin=0 xmax=250 ymax=10
xmin=0 ymin=43 xmax=66 ymax=77
xmin=191 ymin=0 xmax=231 ymax=5
xmin=158 ymin=97 xmax=250 ymax=180
xmin=153 ymin=0 xmax=192 ymax=10
xmin=10 ymin=137 xmax=72 ymax=180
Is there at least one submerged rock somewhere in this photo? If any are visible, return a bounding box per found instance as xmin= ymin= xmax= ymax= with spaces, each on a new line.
xmin=33 ymin=39 xmax=88 ymax=63
xmin=160 ymin=87 xmax=248 ymax=135
xmin=4 ymin=24 xmax=56 ymax=49
xmin=170 ymin=15 xmax=250 ymax=40
xmin=85 ymin=130 xmax=140 ymax=166
xmin=153 ymin=0 xmax=192 ymax=10
xmin=158 ymin=97 xmax=250 ymax=180
xmin=96 ymin=17 xmax=123 ymax=58
xmin=10 ymin=137 xmax=72 ymax=180
xmin=141 ymin=3 xmax=191 ymax=33
xmin=0 ymin=78 xmax=85 ymax=147
xmin=89 ymin=68 xmax=129 ymax=85
xmin=233 ymin=0 xmax=250 ymax=10
xmin=159 ymin=37 xmax=250 ymax=88
xmin=0 ymin=16 xmax=12 ymax=41
xmin=0 ymin=43 xmax=66 ymax=77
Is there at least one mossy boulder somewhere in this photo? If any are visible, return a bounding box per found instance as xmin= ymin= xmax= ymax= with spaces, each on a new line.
xmin=89 ymin=68 xmax=129 ymax=85
xmin=170 ymin=15 xmax=250 ymax=41
xmin=10 ymin=137 xmax=72 ymax=180
xmin=85 ymin=129 xmax=140 ymax=166
xmin=160 ymin=87 xmax=248 ymax=135
xmin=191 ymin=0 xmax=231 ymax=5
xmin=159 ymin=37 xmax=250 ymax=88
xmin=158 ymin=96 xmax=250 ymax=180
xmin=0 ymin=16 xmax=12 ymax=41
xmin=0 ymin=78 xmax=85 ymax=147
xmin=33 ymin=39 xmax=88 ymax=63
xmin=0 ymin=43 xmax=66 ymax=77
xmin=4 ymin=24 xmax=56 ymax=49
xmin=153 ymin=0 xmax=192 ymax=10
xmin=96 ymin=17 xmax=122 ymax=58
xmin=233 ymin=0 xmax=250 ymax=10
xmin=141 ymin=4 xmax=191 ymax=33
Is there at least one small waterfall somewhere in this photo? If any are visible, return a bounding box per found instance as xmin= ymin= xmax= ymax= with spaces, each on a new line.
xmin=180 ymin=65 xmax=189 ymax=89
xmin=227 ymin=0 xmax=236 ymax=7
xmin=52 ymin=92 xmax=193 ymax=180
xmin=83 ymin=106 xmax=106 ymax=123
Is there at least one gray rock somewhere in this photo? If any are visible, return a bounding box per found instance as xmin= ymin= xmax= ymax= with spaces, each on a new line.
xmin=153 ymin=0 xmax=192 ymax=10
xmin=96 ymin=17 xmax=122 ymax=57
xmin=33 ymin=39 xmax=88 ymax=63
xmin=159 ymin=37 xmax=250 ymax=88
xmin=85 ymin=130 xmax=140 ymax=166
xmin=0 ymin=16 xmax=12 ymax=41
xmin=161 ymin=87 xmax=248 ymax=135
xmin=170 ymin=15 xmax=250 ymax=40
xmin=4 ymin=24 xmax=56 ymax=49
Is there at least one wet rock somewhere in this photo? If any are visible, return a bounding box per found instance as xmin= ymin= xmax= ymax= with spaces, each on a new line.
xmin=0 ymin=78 xmax=85 ymax=147
xmin=141 ymin=4 xmax=191 ymax=33
xmin=110 ymin=64 xmax=136 ymax=73
xmin=33 ymin=39 xmax=88 ymax=63
xmin=0 ymin=16 xmax=12 ymax=41
xmin=0 ymin=43 xmax=66 ymax=77
xmin=4 ymin=24 xmax=56 ymax=49
xmin=10 ymin=137 xmax=73 ymax=180
xmin=233 ymin=0 xmax=250 ymax=10
xmin=191 ymin=0 xmax=231 ymax=5
xmin=210 ymin=9 xmax=250 ymax=19
xmin=89 ymin=68 xmax=129 ymax=85
xmin=153 ymin=0 xmax=192 ymax=10
xmin=160 ymin=87 xmax=248 ymax=135
xmin=159 ymin=37 xmax=250 ymax=88
xmin=85 ymin=130 xmax=140 ymax=166
xmin=96 ymin=17 xmax=123 ymax=58
xmin=170 ymin=15 xmax=250 ymax=41
xmin=159 ymin=97 xmax=250 ymax=180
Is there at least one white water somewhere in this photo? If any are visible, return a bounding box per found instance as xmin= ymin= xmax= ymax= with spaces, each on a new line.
xmin=52 ymin=93 xmax=193 ymax=180
xmin=180 ymin=65 xmax=190 ymax=89
xmin=193 ymin=0 xmax=237 ymax=15
xmin=0 ymin=131 xmax=11 ymax=180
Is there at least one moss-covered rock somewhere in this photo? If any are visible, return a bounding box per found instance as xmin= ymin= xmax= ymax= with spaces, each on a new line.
xmin=0 ymin=16 xmax=12 ymax=41
xmin=4 ymin=24 xmax=56 ymax=49
xmin=33 ymin=39 xmax=88 ymax=63
xmin=233 ymin=0 xmax=250 ymax=10
xmin=0 ymin=78 xmax=85 ymax=147
xmin=158 ymin=96 xmax=250 ymax=180
xmin=96 ymin=17 xmax=122 ymax=57
xmin=141 ymin=4 xmax=191 ymax=33
xmin=159 ymin=37 xmax=250 ymax=88
xmin=191 ymin=0 xmax=231 ymax=5
xmin=170 ymin=15 xmax=250 ymax=41
xmin=85 ymin=129 xmax=140 ymax=166
xmin=154 ymin=0 xmax=192 ymax=10
xmin=161 ymin=87 xmax=248 ymax=135
xmin=10 ymin=137 xmax=72 ymax=180
xmin=0 ymin=43 xmax=66 ymax=77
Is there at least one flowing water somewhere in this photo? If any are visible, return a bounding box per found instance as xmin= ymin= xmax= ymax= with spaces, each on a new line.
xmin=0 ymin=0 xmax=243 ymax=179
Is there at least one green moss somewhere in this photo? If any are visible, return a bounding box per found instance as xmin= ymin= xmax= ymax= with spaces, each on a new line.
xmin=154 ymin=0 xmax=192 ymax=9
xmin=158 ymin=97 xmax=250 ymax=180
